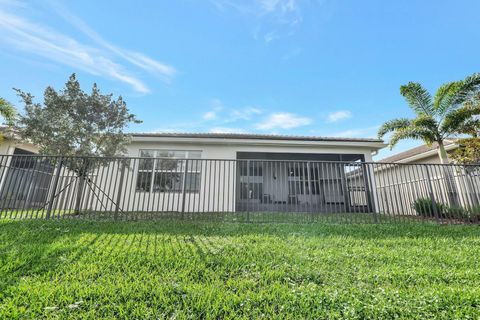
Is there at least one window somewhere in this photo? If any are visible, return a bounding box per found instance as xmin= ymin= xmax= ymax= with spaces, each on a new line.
xmin=136 ymin=150 xmax=202 ymax=193
xmin=288 ymin=163 xmax=320 ymax=195
xmin=238 ymin=161 xmax=263 ymax=200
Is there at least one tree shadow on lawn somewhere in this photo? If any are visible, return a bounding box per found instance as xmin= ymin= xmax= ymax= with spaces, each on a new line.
xmin=1 ymin=218 xmax=479 ymax=242
xmin=1 ymin=218 xmax=479 ymax=302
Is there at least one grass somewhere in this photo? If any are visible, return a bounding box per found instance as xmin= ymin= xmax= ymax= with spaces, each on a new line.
xmin=2 ymin=209 xmax=408 ymax=224
xmin=0 ymin=220 xmax=479 ymax=319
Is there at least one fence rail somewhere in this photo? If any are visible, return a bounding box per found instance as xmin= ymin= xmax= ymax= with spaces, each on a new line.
xmin=0 ymin=154 xmax=479 ymax=224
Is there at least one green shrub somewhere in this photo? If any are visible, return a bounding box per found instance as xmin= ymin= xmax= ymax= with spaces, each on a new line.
xmin=413 ymin=198 xmax=480 ymax=222
xmin=460 ymin=206 xmax=480 ymax=223
xmin=412 ymin=198 xmax=447 ymax=218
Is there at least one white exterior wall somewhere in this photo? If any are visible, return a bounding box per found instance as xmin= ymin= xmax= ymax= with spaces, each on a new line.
xmin=125 ymin=139 xmax=380 ymax=160
xmin=0 ymin=136 xmax=385 ymax=214
xmin=107 ymin=138 xmax=381 ymax=213
xmin=0 ymin=139 xmax=38 ymax=155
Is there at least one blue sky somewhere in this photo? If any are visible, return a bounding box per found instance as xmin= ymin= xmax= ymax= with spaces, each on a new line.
xmin=1 ymin=0 xmax=479 ymax=159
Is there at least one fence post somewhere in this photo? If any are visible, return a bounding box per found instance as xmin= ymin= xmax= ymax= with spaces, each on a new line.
xmin=306 ymin=162 xmax=314 ymax=221
xmin=181 ymin=159 xmax=189 ymax=218
xmin=46 ymin=157 xmax=63 ymax=219
xmin=340 ymin=164 xmax=351 ymax=213
xmin=246 ymin=160 xmax=250 ymax=223
xmin=75 ymin=158 xmax=89 ymax=215
xmin=114 ymin=159 xmax=128 ymax=220
xmin=425 ymin=166 xmax=439 ymax=222
xmin=363 ymin=163 xmax=378 ymax=223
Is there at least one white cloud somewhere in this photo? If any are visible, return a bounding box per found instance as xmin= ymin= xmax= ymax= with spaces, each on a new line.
xmin=259 ymin=0 xmax=297 ymax=15
xmin=202 ymin=99 xmax=262 ymax=124
xmin=0 ymin=3 xmax=176 ymax=93
xmin=50 ymin=2 xmax=176 ymax=81
xmin=146 ymin=128 xmax=184 ymax=133
xmin=210 ymin=0 xmax=302 ymax=43
xmin=202 ymin=98 xmax=225 ymax=120
xmin=209 ymin=127 xmax=247 ymax=133
xmin=256 ymin=112 xmax=312 ymax=130
xmin=229 ymin=106 xmax=262 ymax=121
xmin=326 ymin=110 xmax=352 ymax=123
xmin=331 ymin=125 xmax=380 ymax=138
xmin=202 ymin=111 xmax=217 ymax=120
xmin=209 ymin=98 xmax=224 ymax=111
xmin=264 ymin=31 xmax=279 ymax=43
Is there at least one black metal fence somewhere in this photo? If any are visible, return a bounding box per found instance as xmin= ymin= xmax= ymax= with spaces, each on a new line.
xmin=0 ymin=154 xmax=479 ymax=224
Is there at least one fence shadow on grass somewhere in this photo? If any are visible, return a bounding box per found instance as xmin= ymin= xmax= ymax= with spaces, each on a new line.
xmin=1 ymin=218 xmax=479 ymax=295
xmin=1 ymin=218 xmax=479 ymax=243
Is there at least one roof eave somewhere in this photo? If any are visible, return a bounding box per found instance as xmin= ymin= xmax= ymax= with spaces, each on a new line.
xmin=130 ymin=135 xmax=387 ymax=150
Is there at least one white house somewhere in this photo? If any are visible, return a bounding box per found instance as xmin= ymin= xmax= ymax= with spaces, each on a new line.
xmin=378 ymin=139 xmax=459 ymax=164
xmin=374 ymin=140 xmax=479 ymax=216
xmin=118 ymin=133 xmax=386 ymax=213
xmin=0 ymin=132 xmax=387 ymax=215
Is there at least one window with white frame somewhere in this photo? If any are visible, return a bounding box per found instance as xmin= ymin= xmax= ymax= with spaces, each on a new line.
xmin=136 ymin=150 xmax=202 ymax=193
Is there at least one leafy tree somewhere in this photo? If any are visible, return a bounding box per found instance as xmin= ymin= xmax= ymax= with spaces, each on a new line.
xmin=378 ymin=73 xmax=480 ymax=207
xmin=15 ymin=73 xmax=141 ymax=157
xmin=451 ymin=138 xmax=480 ymax=165
xmin=378 ymin=73 xmax=480 ymax=164
xmin=15 ymin=73 xmax=141 ymax=214
xmin=450 ymin=93 xmax=480 ymax=165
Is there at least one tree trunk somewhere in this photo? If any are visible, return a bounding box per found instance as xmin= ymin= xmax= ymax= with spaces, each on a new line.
xmin=437 ymin=140 xmax=450 ymax=164
xmin=74 ymin=159 xmax=90 ymax=215
xmin=437 ymin=140 xmax=460 ymax=207
xmin=75 ymin=176 xmax=86 ymax=215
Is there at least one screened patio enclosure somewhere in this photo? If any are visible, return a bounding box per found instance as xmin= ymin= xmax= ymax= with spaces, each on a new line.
xmin=235 ymin=152 xmax=374 ymax=213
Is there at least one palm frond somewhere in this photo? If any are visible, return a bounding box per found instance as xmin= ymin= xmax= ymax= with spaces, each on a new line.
xmin=433 ymin=82 xmax=460 ymax=115
xmin=411 ymin=114 xmax=438 ymax=132
xmin=440 ymin=104 xmax=480 ymax=136
xmin=377 ymin=118 xmax=411 ymax=138
xmin=388 ymin=126 xmax=436 ymax=149
xmin=456 ymin=119 xmax=480 ymax=137
xmin=400 ymin=82 xmax=433 ymax=116
xmin=0 ymin=98 xmax=17 ymax=126
xmin=433 ymin=73 xmax=480 ymax=116
xmin=452 ymin=73 xmax=480 ymax=105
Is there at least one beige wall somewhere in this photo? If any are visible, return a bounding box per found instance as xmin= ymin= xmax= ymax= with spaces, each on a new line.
xmin=408 ymin=150 xmax=456 ymax=164
xmin=0 ymin=139 xmax=38 ymax=155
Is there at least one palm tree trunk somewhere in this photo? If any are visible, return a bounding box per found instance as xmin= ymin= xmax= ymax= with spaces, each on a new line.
xmin=437 ymin=141 xmax=450 ymax=164
xmin=437 ymin=140 xmax=460 ymax=207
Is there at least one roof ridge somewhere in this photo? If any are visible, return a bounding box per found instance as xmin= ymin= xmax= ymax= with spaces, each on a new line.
xmin=378 ymin=140 xmax=458 ymax=163
xmin=129 ymin=132 xmax=384 ymax=143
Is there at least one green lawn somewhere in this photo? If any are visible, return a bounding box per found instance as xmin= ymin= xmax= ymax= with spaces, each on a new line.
xmin=0 ymin=220 xmax=479 ymax=319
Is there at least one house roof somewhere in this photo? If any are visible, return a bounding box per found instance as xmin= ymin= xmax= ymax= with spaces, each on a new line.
xmin=378 ymin=140 xmax=458 ymax=163
xmin=130 ymin=132 xmax=384 ymax=143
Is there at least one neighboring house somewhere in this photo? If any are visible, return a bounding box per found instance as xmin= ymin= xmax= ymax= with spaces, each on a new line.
xmin=0 ymin=133 xmax=46 ymax=209
xmin=0 ymin=129 xmax=38 ymax=156
xmin=374 ymin=139 xmax=479 ymax=215
xmin=378 ymin=139 xmax=459 ymax=164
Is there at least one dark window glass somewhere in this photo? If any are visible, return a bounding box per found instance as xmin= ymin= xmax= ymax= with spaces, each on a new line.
xmin=136 ymin=172 xmax=152 ymax=192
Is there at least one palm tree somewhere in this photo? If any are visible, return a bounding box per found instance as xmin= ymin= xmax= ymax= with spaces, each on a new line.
xmin=378 ymin=73 xmax=480 ymax=208
xmin=0 ymin=97 xmax=16 ymax=127
xmin=378 ymin=73 xmax=480 ymax=164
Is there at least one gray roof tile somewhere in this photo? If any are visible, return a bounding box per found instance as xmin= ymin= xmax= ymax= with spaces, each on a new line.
xmin=130 ymin=132 xmax=384 ymax=143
